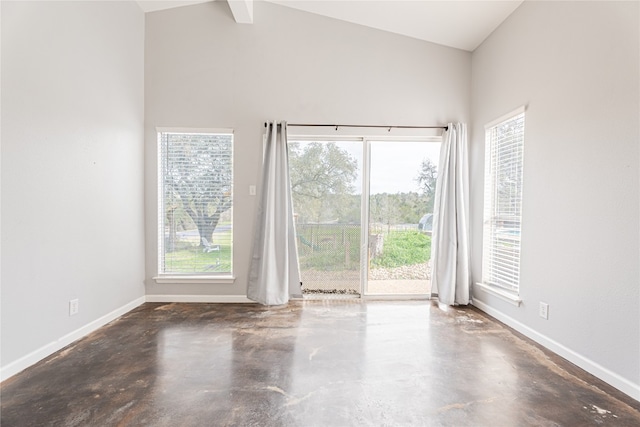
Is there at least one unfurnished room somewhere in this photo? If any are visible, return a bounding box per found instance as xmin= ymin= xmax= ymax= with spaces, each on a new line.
xmin=1 ymin=0 xmax=639 ymax=426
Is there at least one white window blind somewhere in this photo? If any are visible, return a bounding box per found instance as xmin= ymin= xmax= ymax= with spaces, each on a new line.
xmin=158 ymin=131 xmax=233 ymax=275
xmin=482 ymin=110 xmax=525 ymax=292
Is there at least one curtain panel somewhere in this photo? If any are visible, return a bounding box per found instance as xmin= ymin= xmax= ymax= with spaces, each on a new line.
xmin=247 ymin=121 xmax=302 ymax=305
xmin=431 ymin=123 xmax=471 ymax=305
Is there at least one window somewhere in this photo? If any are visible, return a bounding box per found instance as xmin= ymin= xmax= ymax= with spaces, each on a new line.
xmin=482 ymin=108 xmax=525 ymax=294
xmin=158 ymin=130 xmax=233 ymax=277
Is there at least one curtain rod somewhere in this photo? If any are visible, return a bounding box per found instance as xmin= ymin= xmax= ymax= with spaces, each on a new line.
xmin=264 ymin=122 xmax=448 ymax=131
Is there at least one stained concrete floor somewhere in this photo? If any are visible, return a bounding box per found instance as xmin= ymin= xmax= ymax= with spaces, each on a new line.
xmin=2 ymin=301 xmax=639 ymax=426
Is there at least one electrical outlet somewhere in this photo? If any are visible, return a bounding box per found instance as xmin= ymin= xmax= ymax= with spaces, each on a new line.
xmin=539 ymin=302 xmax=549 ymax=320
xmin=69 ymin=299 xmax=79 ymax=316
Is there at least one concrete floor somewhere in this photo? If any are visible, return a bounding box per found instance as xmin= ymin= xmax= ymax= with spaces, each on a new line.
xmin=2 ymin=301 xmax=639 ymax=426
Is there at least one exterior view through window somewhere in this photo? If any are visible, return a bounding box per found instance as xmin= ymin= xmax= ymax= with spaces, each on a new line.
xmin=482 ymin=109 xmax=525 ymax=293
xmin=288 ymin=138 xmax=440 ymax=296
xmin=367 ymin=141 xmax=440 ymax=295
xmin=158 ymin=131 xmax=233 ymax=275
xmin=289 ymin=140 xmax=363 ymax=296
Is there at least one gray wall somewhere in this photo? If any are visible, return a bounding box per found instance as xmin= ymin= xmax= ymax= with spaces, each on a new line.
xmin=144 ymin=1 xmax=471 ymax=297
xmin=1 ymin=1 xmax=145 ymax=371
xmin=470 ymin=1 xmax=639 ymax=395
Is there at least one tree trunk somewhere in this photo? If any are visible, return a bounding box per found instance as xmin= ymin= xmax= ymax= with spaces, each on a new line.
xmin=166 ymin=207 xmax=177 ymax=252
xmin=197 ymin=222 xmax=215 ymax=246
xmin=196 ymin=215 xmax=221 ymax=247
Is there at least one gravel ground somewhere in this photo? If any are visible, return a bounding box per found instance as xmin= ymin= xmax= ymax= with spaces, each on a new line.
xmin=301 ymin=262 xmax=431 ymax=294
xmin=369 ymin=262 xmax=430 ymax=280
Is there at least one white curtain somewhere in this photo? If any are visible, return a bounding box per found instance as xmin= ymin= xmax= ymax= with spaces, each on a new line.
xmin=430 ymin=123 xmax=471 ymax=305
xmin=247 ymin=121 xmax=302 ymax=305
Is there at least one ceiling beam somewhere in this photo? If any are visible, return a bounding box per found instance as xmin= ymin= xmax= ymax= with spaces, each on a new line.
xmin=227 ymin=0 xmax=253 ymax=24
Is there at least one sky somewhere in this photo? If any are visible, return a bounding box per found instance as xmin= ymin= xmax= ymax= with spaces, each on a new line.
xmin=338 ymin=141 xmax=441 ymax=194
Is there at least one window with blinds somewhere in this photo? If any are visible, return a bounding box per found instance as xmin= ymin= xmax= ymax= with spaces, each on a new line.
xmin=482 ymin=109 xmax=525 ymax=293
xmin=158 ymin=130 xmax=233 ymax=275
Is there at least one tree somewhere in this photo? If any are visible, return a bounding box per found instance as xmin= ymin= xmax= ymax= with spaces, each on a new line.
xmin=164 ymin=134 xmax=232 ymax=248
xmin=416 ymin=158 xmax=438 ymax=213
xmin=370 ymin=193 xmax=400 ymax=233
xmin=288 ymin=142 xmax=358 ymax=223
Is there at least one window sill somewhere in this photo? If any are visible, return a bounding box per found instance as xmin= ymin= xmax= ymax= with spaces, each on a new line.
xmin=475 ymin=282 xmax=522 ymax=306
xmin=153 ymin=275 xmax=235 ymax=285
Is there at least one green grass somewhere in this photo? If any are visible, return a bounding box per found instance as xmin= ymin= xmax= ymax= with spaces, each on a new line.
xmin=295 ymin=225 xmax=431 ymax=271
xmin=297 ymin=224 xmax=361 ymax=271
xmin=163 ymin=226 xmax=429 ymax=274
xmin=164 ymin=228 xmax=232 ymax=273
xmin=371 ymin=230 xmax=431 ymax=268
xmin=164 ymin=246 xmax=231 ymax=273
xmin=298 ymin=246 xmax=360 ymax=271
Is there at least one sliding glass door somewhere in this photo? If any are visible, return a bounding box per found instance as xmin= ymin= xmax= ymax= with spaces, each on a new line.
xmin=288 ymin=137 xmax=440 ymax=297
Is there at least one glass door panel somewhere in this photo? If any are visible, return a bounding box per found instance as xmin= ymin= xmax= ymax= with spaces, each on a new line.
xmin=366 ymin=141 xmax=440 ymax=295
xmin=289 ymin=140 xmax=363 ymax=297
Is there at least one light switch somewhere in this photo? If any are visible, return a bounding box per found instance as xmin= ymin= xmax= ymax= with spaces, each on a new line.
xmin=249 ymin=185 xmax=256 ymax=196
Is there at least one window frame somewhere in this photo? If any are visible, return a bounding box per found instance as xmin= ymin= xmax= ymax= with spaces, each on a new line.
xmin=477 ymin=107 xmax=525 ymax=305
xmin=154 ymin=127 xmax=235 ymax=284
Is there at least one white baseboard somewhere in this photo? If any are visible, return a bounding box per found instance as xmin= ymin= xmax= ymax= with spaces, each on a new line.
xmin=472 ymin=299 xmax=640 ymax=402
xmin=0 ymin=296 xmax=146 ymax=382
xmin=145 ymin=294 xmax=254 ymax=303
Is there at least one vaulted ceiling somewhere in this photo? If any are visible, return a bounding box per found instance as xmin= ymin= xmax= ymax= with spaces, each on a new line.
xmin=135 ymin=0 xmax=523 ymax=52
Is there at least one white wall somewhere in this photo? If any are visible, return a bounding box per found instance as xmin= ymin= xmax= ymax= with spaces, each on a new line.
xmin=144 ymin=1 xmax=471 ymax=297
xmin=471 ymin=1 xmax=639 ymax=398
xmin=1 ymin=1 xmax=145 ymax=377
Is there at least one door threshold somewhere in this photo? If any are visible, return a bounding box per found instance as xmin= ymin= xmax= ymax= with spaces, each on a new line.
xmin=363 ymin=294 xmax=432 ymax=300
